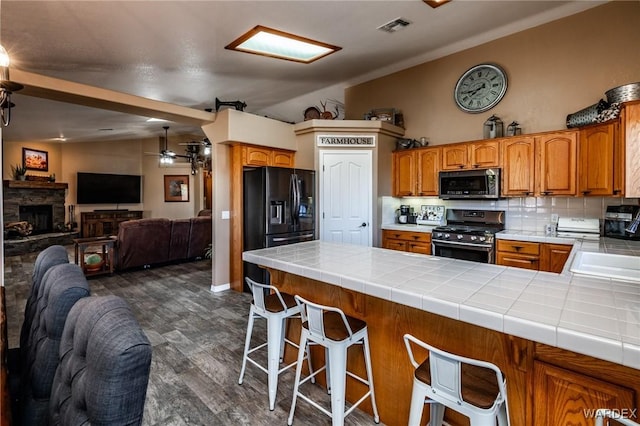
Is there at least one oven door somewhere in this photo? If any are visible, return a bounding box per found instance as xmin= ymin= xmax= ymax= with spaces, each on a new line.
xmin=432 ymin=240 xmax=494 ymax=264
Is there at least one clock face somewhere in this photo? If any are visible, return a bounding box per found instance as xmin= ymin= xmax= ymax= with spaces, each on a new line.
xmin=454 ymin=64 xmax=508 ymax=113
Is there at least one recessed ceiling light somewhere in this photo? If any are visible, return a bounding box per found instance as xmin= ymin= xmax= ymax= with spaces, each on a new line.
xmin=225 ymin=25 xmax=341 ymax=64
xmin=147 ymin=117 xmax=169 ymax=122
xmin=423 ymin=0 xmax=451 ymax=8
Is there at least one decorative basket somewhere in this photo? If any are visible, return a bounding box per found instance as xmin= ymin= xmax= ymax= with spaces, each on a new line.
xmin=605 ymin=82 xmax=640 ymax=104
xmin=566 ymin=99 xmax=609 ymax=128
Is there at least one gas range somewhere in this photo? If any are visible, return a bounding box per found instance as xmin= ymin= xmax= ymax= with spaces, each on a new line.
xmin=431 ymin=209 xmax=505 ymax=263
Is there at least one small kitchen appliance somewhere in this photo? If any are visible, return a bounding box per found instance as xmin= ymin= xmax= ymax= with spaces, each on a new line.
xmin=556 ymin=217 xmax=600 ymax=240
xmin=397 ymin=205 xmax=412 ymax=224
xmin=431 ymin=209 xmax=505 ymax=264
xmin=604 ymin=205 xmax=640 ymax=240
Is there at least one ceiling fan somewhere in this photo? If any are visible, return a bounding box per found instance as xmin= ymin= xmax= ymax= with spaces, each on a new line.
xmin=145 ymin=126 xmax=211 ymax=174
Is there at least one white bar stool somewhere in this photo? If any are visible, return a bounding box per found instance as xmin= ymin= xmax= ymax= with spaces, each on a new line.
xmin=288 ymin=295 xmax=380 ymax=426
xmin=238 ymin=277 xmax=308 ymax=410
xmin=403 ymin=334 xmax=510 ymax=426
xmin=595 ymin=408 xmax=640 ymax=426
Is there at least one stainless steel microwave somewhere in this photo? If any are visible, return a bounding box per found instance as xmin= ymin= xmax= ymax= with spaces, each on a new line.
xmin=439 ymin=168 xmax=501 ymax=200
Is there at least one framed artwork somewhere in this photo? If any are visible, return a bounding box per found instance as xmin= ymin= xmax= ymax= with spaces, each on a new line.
xmin=164 ymin=175 xmax=189 ymax=202
xmin=23 ymin=148 xmax=49 ymax=171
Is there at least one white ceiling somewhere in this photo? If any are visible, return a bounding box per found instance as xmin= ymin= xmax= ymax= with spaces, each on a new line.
xmin=1 ymin=0 xmax=602 ymax=144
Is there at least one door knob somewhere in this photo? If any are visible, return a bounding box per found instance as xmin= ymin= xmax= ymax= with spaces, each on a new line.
xmin=359 ymin=222 xmax=367 ymax=227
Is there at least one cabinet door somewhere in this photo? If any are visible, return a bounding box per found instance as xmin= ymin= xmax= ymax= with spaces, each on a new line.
xmin=393 ymin=151 xmax=416 ymax=196
xmin=383 ymin=239 xmax=407 ymax=251
xmin=272 ymin=150 xmax=294 ymax=168
xmin=501 ymin=136 xmax=536 ymax=197
xmin=579 ymin=123 xmax=615 ymax=196
xmin=537 ymin=131 xmax=577 ymax=196
xmin=623 ymin=102 xmax=640 ymax=198
xmin=540 ymin=243 xmax=572 ymax=273
xmin=243 ymin=146 xmax=271 ymax=166
xmin=469 ymin=140 xmax=500 ymax=169
xmin=441 ymin=145 xmax=468 ymax=170
xmin=534 ymin=361 xmax=635 ymax=426
xmin=416 ymin=147 xmax=440 ymax=196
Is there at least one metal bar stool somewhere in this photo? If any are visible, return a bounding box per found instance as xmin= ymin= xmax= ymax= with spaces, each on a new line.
xmin=288 ymin=295 xmax=380 ymax=426
xmin=595 ymin=409 xmax=640 ymax=426
xmin=403 ymin=334 xmax=510 ymax=426
xmin=238 ymin=277 xmax=308 ymax=410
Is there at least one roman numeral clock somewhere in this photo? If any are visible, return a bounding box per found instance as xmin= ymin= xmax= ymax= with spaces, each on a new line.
xmin=454 ymin=63 xmax=508 ymax=113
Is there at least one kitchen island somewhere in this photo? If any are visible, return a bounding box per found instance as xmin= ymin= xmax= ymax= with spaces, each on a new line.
xmin=243 ymin=240 xmax=640 ymax=426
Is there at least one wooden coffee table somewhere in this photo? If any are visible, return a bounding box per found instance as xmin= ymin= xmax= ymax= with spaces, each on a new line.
xmin=73 ymin=236 xmax=117 ymax=277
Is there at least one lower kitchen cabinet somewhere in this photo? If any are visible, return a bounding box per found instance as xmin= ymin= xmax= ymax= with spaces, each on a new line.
xmin=497 ymin=240 xmax=573 ymax=272
xmin=496 ymin=239 xmax=540 ymax=270
xmin=382 ymin=229 xmax=431 ymax=255
xmin=533 ymin=360 xmax=635 ymax=426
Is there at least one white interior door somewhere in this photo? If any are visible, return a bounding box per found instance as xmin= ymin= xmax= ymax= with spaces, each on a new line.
xmin=320 ymin=150 xmax=372 ymax=246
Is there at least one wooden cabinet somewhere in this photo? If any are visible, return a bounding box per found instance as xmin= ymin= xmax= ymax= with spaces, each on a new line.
xmin=242 ymin=145 xmax=294 ymax=168
xmin=392 ymin=150 xmax=417 ymax=196
xmin=622 ymin=101 xmax=640 ymax=197
xmin=540 ymin=243 xmax=573 ymax=273
xmin=392 ymin=147 xmax=441 ymax=197
xmin=497 ymin=239 xmax=573 ymax=272
xmin=441 ymin=140 xmax=500 ymax=170
xmin=533 ymin=361 xmax=635 ymax=426
xmin=382 ymin=230 xmax=431 ymax=255
xmin=81 ymin=210 xmax=143 ymax=238
xmin=578 ymin=122 xmax=617 ymax=196
xmin=496 ymin=239 xmax=540 ymax=270
xmin=501 ymin=136 xmax=536 ymax=197
xmin=536 ymin=131 xmax=578 ymax=196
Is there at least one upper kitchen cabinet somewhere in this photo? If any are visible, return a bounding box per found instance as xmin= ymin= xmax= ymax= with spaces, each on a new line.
xmin=622 ymin=100 xmax=640 ymax=197
xmin=242 ymin=144 xmax=294 ymax=168
xmin=578 ymin=122 xmax=618 ymax=196
xmin=501 ymin=136 xmax=536 ymax=197
xmin=442 ymin=140 xmax=500 ymax=170
xmin=536 ymin=130 xmax=577 ymax=196
xmin=392 ymin=146 xmax=441 ymax=197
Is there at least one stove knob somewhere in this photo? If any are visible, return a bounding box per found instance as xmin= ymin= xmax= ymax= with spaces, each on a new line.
xmin=457 ymin=234 xmax=464 ymax=240
xmin=436 ymin=233 xmax=442 ymax=238
xmin=479 ymin=236 xmax=486 ymax=242
xmin=470 ymin=236 xmax=477 ymax=241
xmin=444 ymin=233 xmax=450 ymax=239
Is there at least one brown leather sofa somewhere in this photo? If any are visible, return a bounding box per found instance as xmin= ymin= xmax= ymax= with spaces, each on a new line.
xmin=115 ymin=214 xmax=211 ymax=270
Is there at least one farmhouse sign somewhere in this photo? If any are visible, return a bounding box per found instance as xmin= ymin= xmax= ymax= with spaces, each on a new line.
xmin=317 ymin=135 xmax=376 ymax=147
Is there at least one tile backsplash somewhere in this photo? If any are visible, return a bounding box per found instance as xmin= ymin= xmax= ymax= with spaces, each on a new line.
xmin=381 ymin=196 xmax=640 ymax=233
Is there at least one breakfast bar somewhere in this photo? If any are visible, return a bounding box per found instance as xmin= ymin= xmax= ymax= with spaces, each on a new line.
xmin=243 ymin=240 xmax=640 ymax=426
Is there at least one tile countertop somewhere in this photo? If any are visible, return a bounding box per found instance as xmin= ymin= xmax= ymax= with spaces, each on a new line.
xmin=243 ymin=239 xmax=640 ymax=370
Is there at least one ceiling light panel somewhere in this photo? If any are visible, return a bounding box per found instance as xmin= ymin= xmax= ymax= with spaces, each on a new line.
xmin=225 ymin=25 xmax=341 ymax=64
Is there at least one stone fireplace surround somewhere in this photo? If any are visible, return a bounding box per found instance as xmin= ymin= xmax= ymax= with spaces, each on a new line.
xmin=3 ymin=180 xmax=78 ymax=256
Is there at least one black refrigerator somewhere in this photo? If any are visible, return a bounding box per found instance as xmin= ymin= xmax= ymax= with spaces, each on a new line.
xmin=243 ymin=166 xmax=316 ymax=290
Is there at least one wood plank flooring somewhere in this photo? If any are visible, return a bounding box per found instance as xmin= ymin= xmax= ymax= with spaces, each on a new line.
xmin=3 ymin=249 xmax=385 ymax=425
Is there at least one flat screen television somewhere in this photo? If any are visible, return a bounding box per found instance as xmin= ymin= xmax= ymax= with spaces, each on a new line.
xmin=77 ymin=172 xmax=142 ymax=205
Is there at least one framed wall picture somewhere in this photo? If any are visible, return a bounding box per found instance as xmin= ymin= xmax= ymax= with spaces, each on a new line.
xmin=23 ymin=148 xmax=49 ymax=171
xmin=164 ymin=175 xmax=189 ymax=202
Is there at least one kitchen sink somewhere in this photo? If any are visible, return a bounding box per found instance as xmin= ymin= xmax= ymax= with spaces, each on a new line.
xmin=570 ymin=251 xmax=640 ymax=282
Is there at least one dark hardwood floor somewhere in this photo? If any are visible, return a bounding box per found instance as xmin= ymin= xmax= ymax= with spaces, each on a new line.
xmin=3 ymin=248 xmax=384 ymax=425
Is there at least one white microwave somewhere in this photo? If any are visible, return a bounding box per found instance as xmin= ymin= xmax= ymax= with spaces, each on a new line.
xmin=439 ymin=168 xmax=501 ymax=200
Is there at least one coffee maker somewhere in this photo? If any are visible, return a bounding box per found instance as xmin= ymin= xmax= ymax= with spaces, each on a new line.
xmin=397 ymin=205 xmax=412 ymax=224
xmin=604 ymin=205 xmax=640 ymax=240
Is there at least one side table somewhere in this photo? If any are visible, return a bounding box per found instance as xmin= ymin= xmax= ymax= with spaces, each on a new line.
xmin=73 ymin=236 xmax=117 ymax=277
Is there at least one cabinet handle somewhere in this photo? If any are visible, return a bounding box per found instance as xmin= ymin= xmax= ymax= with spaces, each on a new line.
xmin=613 ymin=189 xmax=621 ymax=195
xmin=582 ymin=190 xmax=591 ymax=195
xmin=541 ymin=191 xmax=552 ymax=196
xmin=413 ymin=235 xmax=419 ymax=239
xmin=522 ymin=191 xmax=532 ymax=196
xmin=513 ymin=246 xmax=523 ymax=251
xmin=472 ymin=164 xmax=479 ymax=168
xmin=458 ymin=165 xmax=464 ymax=169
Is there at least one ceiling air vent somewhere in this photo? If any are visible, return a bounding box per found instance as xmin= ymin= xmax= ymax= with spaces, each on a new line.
xmin=377 ymin=18 xmax=411 ymax=33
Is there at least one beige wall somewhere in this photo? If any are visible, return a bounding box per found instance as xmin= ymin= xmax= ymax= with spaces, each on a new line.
xmin=3 ymin=135 xmax=204 ymax=223
xmin=345 ymin=1 xmax=640 ymax=145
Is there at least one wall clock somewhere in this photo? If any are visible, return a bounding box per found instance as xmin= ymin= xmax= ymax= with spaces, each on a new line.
xmin=454 ymin=63 xmax=508 ymax=113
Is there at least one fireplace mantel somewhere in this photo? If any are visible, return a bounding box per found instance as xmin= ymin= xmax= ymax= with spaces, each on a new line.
xmin=3 ymin=180 xmax=68 ymax=190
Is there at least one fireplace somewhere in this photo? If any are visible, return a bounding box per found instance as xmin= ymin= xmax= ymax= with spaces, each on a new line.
xmin=19 ymin=205 xmax=53 ymax=235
